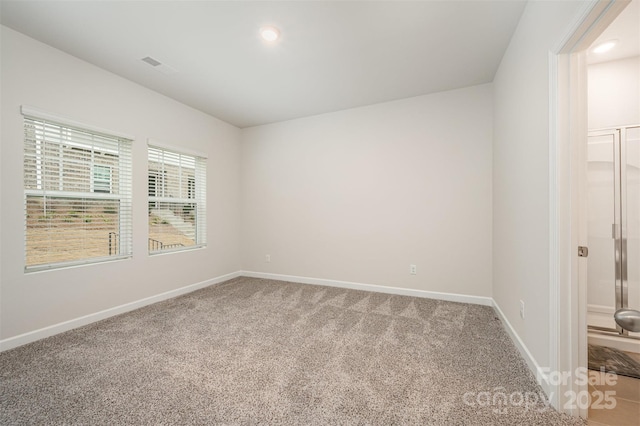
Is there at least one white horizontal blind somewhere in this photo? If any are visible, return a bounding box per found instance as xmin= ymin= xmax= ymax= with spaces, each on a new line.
xmin=148 ymin=145 xmax=206 ymax=253
xmin=24 ymin=116 xmax=133 ymax=270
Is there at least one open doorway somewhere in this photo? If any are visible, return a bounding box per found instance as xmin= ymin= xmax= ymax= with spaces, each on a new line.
xmin=584 ymin=1 xmax=640 ymax=423
xmin=552 ymin=0 xmax=639 ymax=420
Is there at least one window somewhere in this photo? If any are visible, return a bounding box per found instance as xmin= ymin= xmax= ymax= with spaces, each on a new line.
xmin=23 ymin=111 xmax=133 ymax=271
xmin=92 ymin=164 xmax=112 ymax=193
xmin=148 ymin=170 xmax=166 ymax=198
xmin=148 ymin=144 xmax=206 ymax=253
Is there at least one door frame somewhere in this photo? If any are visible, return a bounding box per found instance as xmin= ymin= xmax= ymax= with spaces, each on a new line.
xmin=550 ymin=0 xmax=630 ymax=417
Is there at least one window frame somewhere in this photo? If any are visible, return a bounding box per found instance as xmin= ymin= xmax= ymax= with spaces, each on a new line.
xmin=147 ymin=141 xmax=207 ymax=255
xmin=22 ymin=106 xmax=134 ymax=272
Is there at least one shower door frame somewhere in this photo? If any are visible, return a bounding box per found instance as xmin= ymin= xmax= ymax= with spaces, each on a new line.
xmin=587 ymin=126 xmax=638 ymax=338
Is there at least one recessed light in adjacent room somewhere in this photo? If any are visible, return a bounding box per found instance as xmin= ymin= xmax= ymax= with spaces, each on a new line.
xmin=592 ymin=40 xmax=618 ymax=54
xmin=260 ymin=26 xmax=280 ymax=42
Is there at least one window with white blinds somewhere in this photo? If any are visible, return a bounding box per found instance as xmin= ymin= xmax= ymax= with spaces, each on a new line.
xmin=23 ymin=115 xmax=133 ymax=271
xmin=148 ymin=145 xmax=206 ymax=253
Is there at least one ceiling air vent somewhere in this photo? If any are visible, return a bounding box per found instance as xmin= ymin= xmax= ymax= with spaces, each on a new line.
xmin=140 ymin=56 xmax=178 ymax=75
xmin=141 ymin=56 xmax=162 ymax=67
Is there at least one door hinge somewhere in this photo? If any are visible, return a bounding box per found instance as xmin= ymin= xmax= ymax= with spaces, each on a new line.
xmin=578 ymin=246 xmax=589 ymax=257
xmin=612 ymin=223 xmax=620 ymax=239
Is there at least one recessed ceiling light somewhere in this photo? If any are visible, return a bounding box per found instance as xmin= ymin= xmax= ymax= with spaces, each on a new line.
xmin=260 ymin=26 xmax=280 ymax=42
xmin=592 ymin=40 xmax=618 ymax=54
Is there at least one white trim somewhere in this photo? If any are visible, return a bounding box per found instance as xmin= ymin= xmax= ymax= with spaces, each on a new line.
xmin=148 ymin=244 xmax=207 ymax=256
xmin=548 ymin=48 xmax=562 ymax=411
xmin=588 ymin=304 xmax=615 ymax=314
xmin=2 ymin=267 xmax=547 ymax=396
xmin=241 ymin=271 xmax=493 ymax=306
xmin=244 ymin=271 xmax=551 ymax=392
xmin=149 ymin=196 xmax=197 ymax=204
xmin=552 ymin=0 xmax=615 ymax=54
xmin=24 ymin=189 xmax=122 ymax=200
xmin=0 ymin=271 xmax=241 ymax=352
xmin=550 ymin=0 xmax=607 ymax=416
xmin=492 ymin=300 xmax=551 ymax=396
xmin=590 ymin=124 xmax=640 ymax=133
xmin=25 ymin=254 xmax=132 ymax=274
xmin=550 ymin=0 xmax=631 ymax=417
xmin=20 ymin=105 xmax=135 ymax=141
xmin=588 ymin=332 xmax=640 ymax=353
xmin=147 ymin=138 xmax=208 ymax=159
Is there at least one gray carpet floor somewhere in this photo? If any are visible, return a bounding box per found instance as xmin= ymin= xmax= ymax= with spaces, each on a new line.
xmin=1 ymin=277 xmax=585 ymax=425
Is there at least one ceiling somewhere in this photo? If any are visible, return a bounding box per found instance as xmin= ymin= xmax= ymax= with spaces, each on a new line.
xmin=588 ymin=0 xmax=640 ymax=65
xmin=1 ymin=1 xmax=527 ymax=128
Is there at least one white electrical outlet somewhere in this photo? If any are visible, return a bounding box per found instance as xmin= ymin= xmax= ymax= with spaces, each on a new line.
xmin=266 ymin=254 xmax=271 ymax=263
xmin=520 ymin=300 xmax=525 ymax=319
xmin=410 ymin=264 xmax=417 ymax=275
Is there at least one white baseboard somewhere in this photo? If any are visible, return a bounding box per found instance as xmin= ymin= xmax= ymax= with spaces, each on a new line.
xmin=588 ymin=332 xmax=640 ymax=353
xmin=241 ymin=271 xmax=493 ymax=306
xmin=0 ymin=271 xmax=242 ymax=352
xmin=3 ymin=268 xmax=546 ymax=401
xmin=492 ymin=300 xmax=550 ymax=395
xmin=244 ymin=271 xmax=550 ymax=393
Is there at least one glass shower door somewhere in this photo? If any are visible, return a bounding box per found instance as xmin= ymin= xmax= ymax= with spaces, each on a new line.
xmin=587 ymin=130 xmax=619 ymax=331
xmin=622 ymin=126 xmax=639 ymax=336
xmin=587 ymin=126 xmax=640 ymax=336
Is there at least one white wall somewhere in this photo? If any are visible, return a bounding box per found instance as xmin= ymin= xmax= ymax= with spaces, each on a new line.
xmin=588 ymin=56 xmax=640 ymax=130
xmin=0 ymin=26 xmax=241 ymax=342
xmin=492 ymin=1 xmax=587 ymax=369
xmin=241 ymin=84 xmax=493 ymax=297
